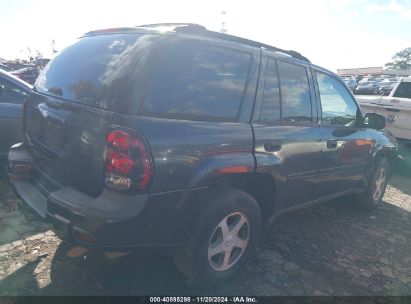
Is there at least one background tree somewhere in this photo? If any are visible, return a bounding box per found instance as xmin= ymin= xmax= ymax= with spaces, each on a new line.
xmin=51 ymin=39 xmax=58 ymax=55
xmin=26 ymin=47 xmax=44 ymax=65
xmin=385 ymin=47 xmax=411 ymax=70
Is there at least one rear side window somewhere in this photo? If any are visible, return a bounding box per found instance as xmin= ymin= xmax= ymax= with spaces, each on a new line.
xmin=277 ymin=61 xmax=312 ymax=122
xmin=259 ymin=59 xmax=281 ymax=121
xmin=142 ymin=41 xmax=251 ymax=121
xmin=393 ymin=82 xmax=411 ymax=99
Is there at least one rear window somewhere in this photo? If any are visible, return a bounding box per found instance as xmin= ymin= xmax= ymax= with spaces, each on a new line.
xmin=141 ymin=41 xmax=251 ymax=121
xmin=35 ymin=33 xmax=150 ymax=109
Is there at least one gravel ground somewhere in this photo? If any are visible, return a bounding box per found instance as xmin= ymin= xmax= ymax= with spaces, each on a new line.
xmin=0 ymin=146 xmax=410 ymax=296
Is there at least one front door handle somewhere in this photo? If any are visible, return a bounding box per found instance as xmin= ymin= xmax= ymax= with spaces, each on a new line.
xmin=264 ymin=140 xmax=282 ymax=152
xmin=327 ymin=139 xmax=338 ymax=149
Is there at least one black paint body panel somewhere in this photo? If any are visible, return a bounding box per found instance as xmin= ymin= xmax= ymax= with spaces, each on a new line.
xmin=7 ymin=28 xmax=398 ymax=252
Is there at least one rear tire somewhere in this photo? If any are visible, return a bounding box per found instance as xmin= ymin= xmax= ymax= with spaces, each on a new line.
xmin=174 ymin=187 xmax=261 ymax=287
xmin=356 ymin=158 xmax=390 ymax=210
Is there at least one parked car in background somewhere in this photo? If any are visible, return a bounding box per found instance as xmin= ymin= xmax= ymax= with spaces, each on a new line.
xmin=355 ymin=75 xmax=364 ymax=83
xmin=7 ymin=24 xmax=398 ymax=286
xmin=354 ymin=78 xmax=380 ymax=95
xmin=0 ymin=63 xmax=14 ymax=72
xmin=379 ymin=78 xmax=399 ymax=95
xmin=11 ymin=66 xmax=39 ymax=84
xmin=356 ymin=77 xmax=411 ymax=141
xmin=341 ymin=76 xmax=357 ymax=91
xmin=0 ymin=69 xmax=32 ymax=156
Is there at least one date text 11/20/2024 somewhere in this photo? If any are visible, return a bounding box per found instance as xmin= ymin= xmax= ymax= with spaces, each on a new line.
xmin=149 ymin=297 xmax=258 ymax=303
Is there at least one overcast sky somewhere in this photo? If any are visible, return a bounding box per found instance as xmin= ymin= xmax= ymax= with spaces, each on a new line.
xmin=1 ymin=0 xmax=411 ymax=72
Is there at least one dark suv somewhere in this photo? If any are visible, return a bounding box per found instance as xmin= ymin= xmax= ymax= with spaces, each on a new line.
xmin=8 ymin=24 xmax=398 ymax=286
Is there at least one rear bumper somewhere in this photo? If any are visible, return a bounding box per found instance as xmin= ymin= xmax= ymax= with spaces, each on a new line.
xmin=7 ymin=143 xmax=201 ymax=254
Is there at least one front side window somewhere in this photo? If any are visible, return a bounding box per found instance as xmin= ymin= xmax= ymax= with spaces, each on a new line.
xmin=142 ymin=41 xmax=251 ymax=121
xmin=393 ymin=82 xmax=411 ymax=99
xmin=316 ymin=72 xmax=358 ymax=126
xmin=0 ymin=78 xmax=29 ymax=104
xmin=277 ymin=61 xmax=312 ymax=122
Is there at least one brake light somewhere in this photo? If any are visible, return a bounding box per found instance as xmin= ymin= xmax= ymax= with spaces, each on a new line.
xmin=106 ymin=151 xmax=134 ymax=175
xmin=106 ymin=131 xmax=132 ymax=152
xmin=104 ymin=130 xmax=153 ymax=192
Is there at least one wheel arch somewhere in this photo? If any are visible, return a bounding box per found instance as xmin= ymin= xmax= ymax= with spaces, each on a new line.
xmin=369 ymin=145 xmax=398 ymax=179
xmin=201 ymin=172 xmax=276 ymax=227
xmin=179 ymin=152 xmax=278 ymax=232
xmin=224 ymin=173 xmax=274 ymax=223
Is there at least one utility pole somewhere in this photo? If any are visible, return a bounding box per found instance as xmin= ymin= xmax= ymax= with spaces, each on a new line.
xmin=220 ymin=10 xmax=227 ymax=34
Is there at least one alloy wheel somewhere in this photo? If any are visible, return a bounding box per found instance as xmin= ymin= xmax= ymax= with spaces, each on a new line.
xmin=373 ymin=167 xmax=386 ymax=201
xmin=207 ymin=212 xmax=250 ymax=272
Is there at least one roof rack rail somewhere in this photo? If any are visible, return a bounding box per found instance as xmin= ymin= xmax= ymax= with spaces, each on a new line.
xmin=82 ymin=27 xmax=138 ymax=36
xmin=137 ymin=23 xmax=206 ymax=30
xmin=265 ymin=47 xmax=310 ymax=63
xmin=172 ymin=24 xmax=310 ymax=63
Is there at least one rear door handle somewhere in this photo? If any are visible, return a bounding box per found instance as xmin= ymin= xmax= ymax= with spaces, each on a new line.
xmin=327 ymin=139 xmax=338 ymax=149
xmin=264 ymin=140 xmax=282 ymax=152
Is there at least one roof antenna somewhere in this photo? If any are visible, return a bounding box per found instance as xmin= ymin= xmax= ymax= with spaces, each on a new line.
xmin=220 ymin=10 xmax=227 ymax=34
xmin=373 ymin=92 xmax=385 ymax=114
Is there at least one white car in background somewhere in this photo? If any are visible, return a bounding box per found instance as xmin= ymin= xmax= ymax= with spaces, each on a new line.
xmin=341 ymin=75 xmax=357 ymax=91
xmin=356 ymin=77 xmax=411 ymax=141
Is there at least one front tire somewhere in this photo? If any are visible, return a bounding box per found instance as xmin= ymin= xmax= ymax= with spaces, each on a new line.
xmin=357 ymin=158 xmax=390 ymax=210
xmin=174 ymin=187 xmax=261 ymax=287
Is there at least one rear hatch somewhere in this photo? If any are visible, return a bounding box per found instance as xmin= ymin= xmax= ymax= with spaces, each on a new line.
xmin=25 ymin=93 xmax=113 ymax=196
xmin=25 ymin=31 xmax=155 ymax=196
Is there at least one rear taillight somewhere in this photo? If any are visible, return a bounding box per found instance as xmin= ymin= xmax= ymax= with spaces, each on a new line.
xmin=104 ymin=130 xmax=153 ymax=192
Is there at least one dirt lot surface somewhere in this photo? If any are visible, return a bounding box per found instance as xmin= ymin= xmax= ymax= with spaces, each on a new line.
xmin=0 ymin=146 xmax=410 ymax=296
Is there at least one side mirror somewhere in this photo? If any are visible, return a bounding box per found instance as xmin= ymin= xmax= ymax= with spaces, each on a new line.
xmin=364 ymin=112 xmax=386 ymax=130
